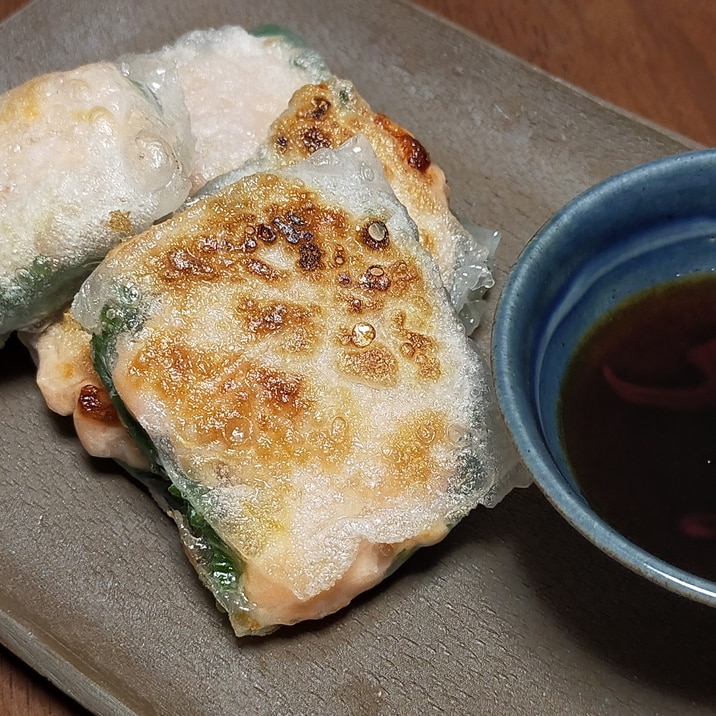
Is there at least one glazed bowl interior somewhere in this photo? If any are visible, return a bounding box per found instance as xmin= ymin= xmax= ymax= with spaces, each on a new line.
xmin=492 ymin=149 xmax=716 ymax=605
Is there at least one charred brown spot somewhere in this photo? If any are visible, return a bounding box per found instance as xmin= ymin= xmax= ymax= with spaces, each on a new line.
xmin=151 ymin=179 xmax=354 ymax=289
xmin=338 ymin=344 xmax=398 ymax=387
xmin=359 ymin=265 xmax=391 ymax=291
xmin=193 ymin=233 xmax=258 ymax=257
xmin=244 ymin=258 xmax=282 ymax=282
xmin=244 ymin=301 xmax=285 ymax=335
xmin=338 ymin=290 xmax=383 ymax=313
xmin=108 ymin=210 xmax=133 ymax=235
xmin=257 ymin=224 xmax=276 ymax=243
xmin=392 ymin=311 xmax=441 ymax=380
xmin=243 ymin=301 xmax=318 ymax=353
xmin=333 ymin=246 xmax=346 ymax=266
xmin=361 ymin=221 xmax=390 ymax=250
xmin=388 ymin=260 xmax=420 ymax=296
xmin=273 ymin=213 xmax=314 ymax=245
xmin=403 ymin=136 xmax=431 ymax=172
xmin=404 ymin=330 xmax=435 ymax=353
xmin=239 ymin=233 xmax=258 ymax=253
xmin=125 ymin=334 xmax=318 ymax=474
xmin=308 ymin=96 xmax=331 ymax=119
xmin=378 ymin=411 xmax=448 ymax=497
xmin=337 ymin=328 xmax=354 ymax=346
xmin=298 ymin=241 xmax=323 ymax=271
xmin=373 ymin=113 xmax=431 ymax=173
xmin=415 ymin=352 xmax=442 ymax=381
xmin=162 ymin=247 xmax=216 ymax=281
xmin=197 ymin=236 xmax=220 ymax=253
xmin=337 ymin=273 xmax=351 ymax=286
xmin=302 ymin=126 xmax=333 ymax=153
xmin=77 ymin=384 xmax=121 ymax=425
xmin=253 ymin=367 xmax=306 ymax=413
xmin=275 ymin=135 xmax=288 ymax=152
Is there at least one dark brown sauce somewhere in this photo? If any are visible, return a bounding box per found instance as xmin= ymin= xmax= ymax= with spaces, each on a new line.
xmin=559 ymin=274 xmax=716 ymax=581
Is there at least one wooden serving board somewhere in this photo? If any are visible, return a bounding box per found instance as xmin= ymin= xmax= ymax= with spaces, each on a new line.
xmin=0 ymin=1 xmax=710 ymax=714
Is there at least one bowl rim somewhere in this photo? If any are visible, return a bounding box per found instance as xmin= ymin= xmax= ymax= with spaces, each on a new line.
xmin=492 ymin=148 xmax=716 ymax=606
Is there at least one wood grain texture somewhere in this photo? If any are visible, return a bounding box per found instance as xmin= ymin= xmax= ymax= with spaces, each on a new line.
xmin=0 ymin=649 xmax=85 ymax=716
xmin=0 ymin=1 xmax=710 ymax=714
xmin=414 ymin=0 xmax=716 ymax=146
xmin=0 ymin=0 xmax=24 ymax=19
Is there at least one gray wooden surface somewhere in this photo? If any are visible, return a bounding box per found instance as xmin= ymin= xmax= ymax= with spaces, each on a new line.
xmin=0 ymin=0 xmax=711 ymax=714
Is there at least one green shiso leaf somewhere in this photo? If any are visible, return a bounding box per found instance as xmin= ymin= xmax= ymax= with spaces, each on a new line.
xmin=249 ymin=24 xmax=309 ymax=47
xmin=123 ymin=466 xmax=246 ymax=609
xmin=90 ymin=286 xmax=247 ymax=612
xmin=90 ymin=287 xmax=161 ymax=471
xmin=163 ymin=483 xmax=243 ymax=593
xmin=0 ymin=256 xmax=99 ymax=335
xmin=248 ymin=24 xmax=330 ymax=80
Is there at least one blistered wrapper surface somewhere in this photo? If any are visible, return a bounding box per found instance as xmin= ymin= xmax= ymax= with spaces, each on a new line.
xmin=73 ymin=138 xmax=525 ymax=634
xmin=0 ymin=61 xmax=193 ymax=338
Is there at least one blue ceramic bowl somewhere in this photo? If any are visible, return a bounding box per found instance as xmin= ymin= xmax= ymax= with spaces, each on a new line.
xmin=492 ymin=149 xmax=716 ymax=606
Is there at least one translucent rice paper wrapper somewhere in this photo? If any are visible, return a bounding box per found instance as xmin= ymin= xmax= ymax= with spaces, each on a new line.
xmin=73 ymin=136 xmax=527 ymax=636
xmin=189 ymin=76 xmax=498 ymax=332
xmin=0 ymin=60 xmax=194 ymax=346
xmin=121 ymin=24 xmax=331 ymax=193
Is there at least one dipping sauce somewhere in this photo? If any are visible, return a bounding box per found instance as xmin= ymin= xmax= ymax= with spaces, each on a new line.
xmin=559 ymin=274 xmax=716 ymax=581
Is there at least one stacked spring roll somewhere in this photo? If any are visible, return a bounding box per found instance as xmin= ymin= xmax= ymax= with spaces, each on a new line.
xmin=3 ymin=24 xmax=521 ymax=636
